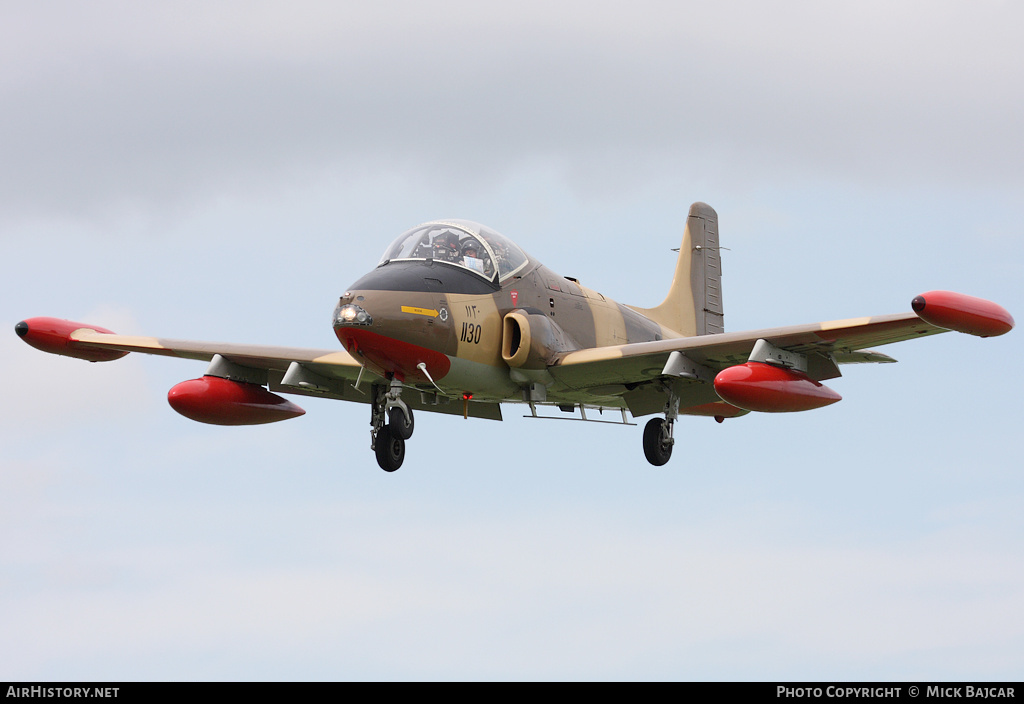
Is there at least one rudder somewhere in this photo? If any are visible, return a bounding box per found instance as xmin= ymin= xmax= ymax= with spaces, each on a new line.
xmin=627 ymin=202 xmax=723 ymax=337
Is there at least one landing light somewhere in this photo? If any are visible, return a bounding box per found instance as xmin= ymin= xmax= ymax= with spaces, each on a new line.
xmin=334 ymin=304 xmax=373 ymax=326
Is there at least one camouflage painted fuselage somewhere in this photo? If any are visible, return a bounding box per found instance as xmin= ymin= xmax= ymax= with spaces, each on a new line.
xmin=333 ymin=258 xmax=680 ymax=406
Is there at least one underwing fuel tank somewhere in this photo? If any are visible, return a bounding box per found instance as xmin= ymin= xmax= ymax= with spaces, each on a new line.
xmin=167 ymin=376 xmax=305 ymax=425
xmin=713 ymin=362 xmax=842 ymax=413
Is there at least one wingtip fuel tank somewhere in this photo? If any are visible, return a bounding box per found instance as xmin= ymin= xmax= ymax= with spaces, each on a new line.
xmin=911 ymin=291 xmax=1014 ymax=338
xmin=14 ymin=317 xmax=129 ymax=362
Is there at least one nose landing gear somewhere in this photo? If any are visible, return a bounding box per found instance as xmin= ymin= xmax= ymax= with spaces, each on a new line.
xmin=388 ymin=404 xmax=414 ymax=440
xmin=371 ymin=379 xmax=416 ymax=472
xmin=374 ymin=424 xmax=405 ymax=472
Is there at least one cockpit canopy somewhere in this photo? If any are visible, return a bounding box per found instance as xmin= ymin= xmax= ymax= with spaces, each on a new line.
xmin=379 ymin=220 xmax=530 ymax=283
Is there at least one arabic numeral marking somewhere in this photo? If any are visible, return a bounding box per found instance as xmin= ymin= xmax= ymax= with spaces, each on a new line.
xmin=460 ymin=322 xmax=482 ymax=344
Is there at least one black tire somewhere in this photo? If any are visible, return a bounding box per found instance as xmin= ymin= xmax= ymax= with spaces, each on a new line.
xmin=388 ymin=405 xmax=414 ymax=440
xmin=375 ymin=425 xmax=405 ymax=472
xmin=642 ymin=418 xmax=673 ymax=466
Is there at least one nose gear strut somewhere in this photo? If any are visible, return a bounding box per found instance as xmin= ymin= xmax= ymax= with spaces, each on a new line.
xmin=370 ymin=378 xmax=416 ymax=472
xmin=385 ymin=378 xmax=414 ymax=440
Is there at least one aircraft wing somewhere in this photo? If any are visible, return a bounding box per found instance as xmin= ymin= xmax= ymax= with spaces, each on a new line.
xmin=16 ymin=319 xmax=502 ymax=420
xmin=546 ymin=304 xmax=1002 ymax=417
xmin=69 ymin=328 xmax=367 ymax=389
xmin=550 ymin=312 xmax=938 ymax=387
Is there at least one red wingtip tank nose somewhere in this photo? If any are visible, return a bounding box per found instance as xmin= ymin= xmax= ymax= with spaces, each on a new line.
xmin=911 ymin=291 xmax=1014 ymax=338
xmin=15 ymin=317 xmax=129 ymax=362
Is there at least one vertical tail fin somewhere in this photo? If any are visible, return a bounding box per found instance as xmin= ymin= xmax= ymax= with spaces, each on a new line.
xmin=628 ymin=202 xmax=724 ymax=337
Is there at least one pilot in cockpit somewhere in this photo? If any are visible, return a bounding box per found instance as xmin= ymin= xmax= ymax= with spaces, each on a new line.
xmin=461 ymin=240 xmax=491 ymax=276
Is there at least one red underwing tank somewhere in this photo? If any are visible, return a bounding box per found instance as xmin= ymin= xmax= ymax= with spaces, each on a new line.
xmin=167 ymin=376 xmax=305 ymax=426
xmin=713 ymin=362 xmax=842 ymax=413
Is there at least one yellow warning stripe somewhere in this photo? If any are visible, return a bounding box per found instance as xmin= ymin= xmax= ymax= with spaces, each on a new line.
xmin=401 ymin=306 xmax=440 ymax=318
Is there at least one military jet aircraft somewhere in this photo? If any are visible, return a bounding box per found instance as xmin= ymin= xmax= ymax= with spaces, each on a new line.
xmin=15 ymin=203 xmax=1014 ymax=472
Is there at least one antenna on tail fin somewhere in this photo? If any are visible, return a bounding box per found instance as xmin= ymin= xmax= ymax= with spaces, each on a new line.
xmin=627 ymin=202 xmax=723 ymax=337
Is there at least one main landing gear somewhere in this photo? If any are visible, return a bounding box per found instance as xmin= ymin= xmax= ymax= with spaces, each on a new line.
xmin=371 ymin=379 xmax=415 ymax=472
xmin=643 ymin=417 xmax=674 ymax=466
xmin=642 ymin=383 xmax=679 ymax=467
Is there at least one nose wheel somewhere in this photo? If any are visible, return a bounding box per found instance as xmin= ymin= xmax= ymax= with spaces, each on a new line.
xmin=375 ymin=425 xmax=405 ymax=472
xmin=371 ymin=380 xmax=415 ymax=472
xmin=388 ymin=405 xmax=414 ymax=440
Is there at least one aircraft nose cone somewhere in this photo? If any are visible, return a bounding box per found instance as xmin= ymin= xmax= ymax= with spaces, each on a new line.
xmin=15 ymin=320 xmax=28 ymax=337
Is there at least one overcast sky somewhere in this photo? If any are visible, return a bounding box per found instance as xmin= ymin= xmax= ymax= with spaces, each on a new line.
xmin=2 ymin=1 xmax=1022 ymax=681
